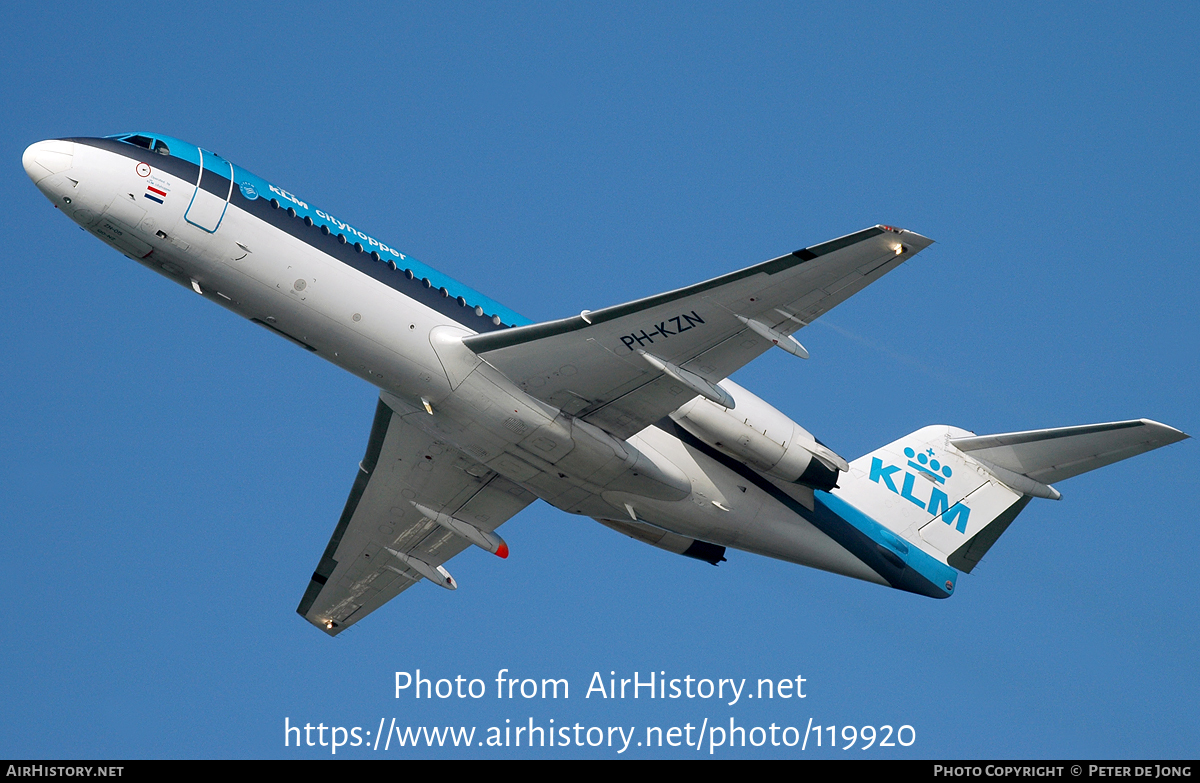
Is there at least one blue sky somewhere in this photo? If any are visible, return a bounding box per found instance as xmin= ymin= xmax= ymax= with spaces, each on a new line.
xmin=3 ymin=2 xmax=1197 ymax=759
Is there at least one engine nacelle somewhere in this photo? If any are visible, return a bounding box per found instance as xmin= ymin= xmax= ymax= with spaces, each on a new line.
xmin=669 ymin=379 xmax=847 ymax=491
xmin=595 ymin=518 xmax=727 ymax=565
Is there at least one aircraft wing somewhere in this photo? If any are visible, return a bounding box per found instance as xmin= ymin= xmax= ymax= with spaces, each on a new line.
xmin=464 ymin=226 xmax=932 ymax=439
xmin=297 ymin=394 xmax=536 ymax=636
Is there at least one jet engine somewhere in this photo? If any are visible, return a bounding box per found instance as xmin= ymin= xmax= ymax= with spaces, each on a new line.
xmin=595 ymin=518 xmax=727 ymax=565
xmin=668 ymin=379 xmax=848 ymax=491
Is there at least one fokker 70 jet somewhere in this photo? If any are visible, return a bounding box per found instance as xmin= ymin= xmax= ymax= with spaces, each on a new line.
xmin=22 ymin=133 xmax=1188 ymax=635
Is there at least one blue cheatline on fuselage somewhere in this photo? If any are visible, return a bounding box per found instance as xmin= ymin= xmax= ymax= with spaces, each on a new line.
xmin=815 ymin=491 xmax=956 ymax=597
xmin=656 ymin=418 xmax=955 ymax=598
xmin=99 ymin=133 xmax=531 ymax=330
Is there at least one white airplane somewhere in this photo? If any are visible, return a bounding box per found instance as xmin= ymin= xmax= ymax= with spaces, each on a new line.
xmin=23 ymin=133 xmax=1188 ymax=636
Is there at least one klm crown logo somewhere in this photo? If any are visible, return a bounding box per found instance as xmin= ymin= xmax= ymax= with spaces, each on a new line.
xmin=869 ymin=446 xmax=971 ymax=533
xmin=905 ymin=446 xmax=952 ymax=483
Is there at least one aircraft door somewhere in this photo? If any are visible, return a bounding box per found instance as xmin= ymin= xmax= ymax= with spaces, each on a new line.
xmin=185 ymin=148 xmax=233 ymax=232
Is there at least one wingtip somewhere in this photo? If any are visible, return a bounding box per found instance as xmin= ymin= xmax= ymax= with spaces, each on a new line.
xmin=1136 ymin=419 xmax=1190 ymax=445
xmin=882 ymin=225 xmax=934 ymax=248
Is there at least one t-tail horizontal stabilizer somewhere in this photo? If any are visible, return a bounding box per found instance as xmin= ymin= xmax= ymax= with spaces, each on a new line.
xmin=947 ymin=419 xmax=1188 ymax=487
xmin=832 ymin=419 xmax=1187 ymax=583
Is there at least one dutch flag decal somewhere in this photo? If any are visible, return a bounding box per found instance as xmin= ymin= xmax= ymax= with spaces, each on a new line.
xmin=144 ymin=185 xmax=167 ymax=204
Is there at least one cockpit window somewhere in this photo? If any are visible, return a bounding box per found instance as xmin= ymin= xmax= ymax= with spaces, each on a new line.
xmin=117 ymin=135 xmax=170 ymax=156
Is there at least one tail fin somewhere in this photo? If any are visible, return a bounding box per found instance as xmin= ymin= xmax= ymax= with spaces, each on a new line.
xmin=833 ymin=420 xmax=1187 ymax=576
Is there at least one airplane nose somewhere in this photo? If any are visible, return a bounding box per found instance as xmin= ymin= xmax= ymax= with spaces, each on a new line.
xmin=23 ymin=139 xmax=74 ymax=183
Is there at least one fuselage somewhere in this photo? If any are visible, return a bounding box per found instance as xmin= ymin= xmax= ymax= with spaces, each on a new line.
xmin=23 ymin=133 xmax=955 ymax=599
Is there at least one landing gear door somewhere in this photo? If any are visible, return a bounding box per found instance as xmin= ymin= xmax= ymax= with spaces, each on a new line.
xmin=185 ymin=148 xmax=233 ymax=233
